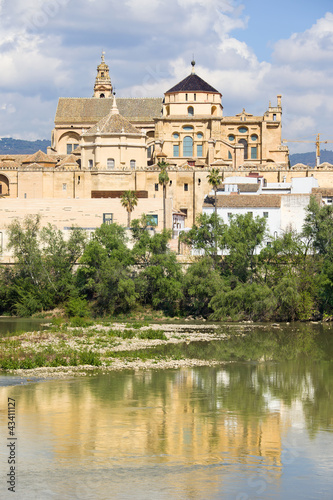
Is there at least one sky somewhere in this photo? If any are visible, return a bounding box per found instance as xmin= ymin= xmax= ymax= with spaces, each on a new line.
xmin=0 ymin=0 xmax=333 ymax=154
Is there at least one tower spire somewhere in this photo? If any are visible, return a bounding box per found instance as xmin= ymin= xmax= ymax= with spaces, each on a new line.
xmin=191 ymin=57 xmax=196 ymax=74
xmin=93 ymin=52 xmax=112 ymax=98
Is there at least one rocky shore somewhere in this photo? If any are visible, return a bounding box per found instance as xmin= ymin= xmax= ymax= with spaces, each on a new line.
xmin=1 ymin=322 xmax=242 ymax=379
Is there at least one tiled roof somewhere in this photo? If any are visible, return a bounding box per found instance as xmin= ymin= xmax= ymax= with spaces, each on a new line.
xmin=312 ymin=188 xmax=333 ymax=196
xmin=86 ymin=112 xmax=141 ymax=135
xmin=58 ymin=154 xmax=79 ymax=166
xmin=166 ymin=73 xmax=220 ymax=94
xmin=22 ymin=150 xmax=57 ymax=164
xmin=203 ymin=194 xmax=281 ymax=208
xmin=55 ymin=97 xmax=163 ymax=124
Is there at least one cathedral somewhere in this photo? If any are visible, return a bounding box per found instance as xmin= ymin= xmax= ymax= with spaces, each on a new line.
xmin=1 ymin=53 xmax=333 ymax=246
xmin=50 ymin=53 xmax=289 ymax=170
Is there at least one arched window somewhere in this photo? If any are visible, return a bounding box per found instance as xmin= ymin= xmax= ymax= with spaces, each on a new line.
xmin=211 ymin=106 xmax=217 ymax=116
xmin=130 ymin=159 xmax=136 ymax=170
xmin=100 ymin=94 xmax=105 ymax=98
xmin=238 ymin=139 xmax=248 ymax=160
xmin=238 ymin=127 xmax=248 ymax=133
xmin=107 ymin=158 xmax=115 ymax=169
xmin=188 ymin=106 xmax=194 ymax=117
xmin=197 ymin=132 xmax=203 ymax=139
xmin=183 ymin=136 xmax=193 ymax=157
xmin=183 ymin=125 xmax=193 ymax=131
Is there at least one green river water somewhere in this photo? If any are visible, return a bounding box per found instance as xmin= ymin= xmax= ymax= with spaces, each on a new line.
xmin=0 ymin=322 xmax=332 ymax=499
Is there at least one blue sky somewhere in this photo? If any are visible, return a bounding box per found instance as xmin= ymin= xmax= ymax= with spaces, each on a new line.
xmin=0 ymin=0 xmax=333 ymax=154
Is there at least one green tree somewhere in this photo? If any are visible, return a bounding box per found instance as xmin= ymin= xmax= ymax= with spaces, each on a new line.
xmin=182 ymin=256 xmax=225 ymax=317
xmin=158 ymin=160 xmax=170 ymax=230
xmin=206 ymin=168 xmax=222 ymax=216
xmin=120 ymin=190 xmax=138 ymax=228
xmin=206 ymin=168 xmax=222 ymax=255
xmin=303 ymin=196 xmax=333 ymax=259
xmin=223 ymin=213 xmax=267 ymax=282
xmin=76 ymin=223 xmax=136 ymax=315
xmin=180 ymin=213 xmax=227 ymax=258
xmin=4 ymin=215 xmax=86 ymax=315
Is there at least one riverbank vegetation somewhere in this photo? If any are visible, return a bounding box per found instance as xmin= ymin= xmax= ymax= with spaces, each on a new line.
xmin=1 ymin=197 xmax=333 ymax=322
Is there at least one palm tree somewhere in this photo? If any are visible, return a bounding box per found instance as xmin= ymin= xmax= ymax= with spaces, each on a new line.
xmin=207 ymin=168 xmax=222 ymax=257
xmin=207 ymin=168 xmax=222 ymax=217
xmin=158 ymin=160 xmax=169 ymax=230
xmin=120 ymin=190 xmax=138 ymax=228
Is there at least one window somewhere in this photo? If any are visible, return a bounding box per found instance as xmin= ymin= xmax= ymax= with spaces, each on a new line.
xmin=130 ymin=159 xmax=136 ymax=170
xmin=150 ymin=214 xmax=158 ymax=225
xmin=228 ymin=151 xmax=232 ymax=159
xmin=188 ymin=106 xmax=194 ymax=116
xmin=238 ymin=139 xmax=248 ymax=159
xmin=228 ymin=135 xmax=235 ymax=142
xmin=185 ymin=93 xmax=188 ymax=101
xmin=183 ymin=125 xmax=193 ymax=131
xmin=107 ymin=158 xmax=115 ymax=169
xmin=173 ymin=144 xmax=179 ymax=157
xmin=184 ymin=183 xmax=188 ymax=192
xmin=251 ymin=146 xmax=257 ymax=159
xmin=89 ymin=160 xmax=93 ymax=169
xmin=180 ymin=208 xmax=188 ymax=218
xmin=251 ymin=134 xmax=258 ymax=141
xmin=155 ymin=183 xmax=159 ymax=191
xmin=194 ymin=94 xmax=196 ymax=101
xmin=273 ymin=114 xmax=276 ymax=121
xmin=197 ymin=144 xmax=203 ymax=156
xmin=62 ymin=183 xmax=67 ymax=191
xmin=266 ymin=241 xmax=272 ymax=247
xmin=197 ymin=132 xmax=203 ymax=139
xmin=173 ymin=133 xmax=179 ymax=139
xmin=263 ymin=212 xmax=268 ymax=218
xmin=183 ymin=136 xmax=193 ymax=156
xmin=66 ymin=143 xmax=78 ymax=154
xmin=147 ymin=146 xmax=152 ymax=158
xmin=100 ymin=94 xmax=105 ymax=98
xmin=327 ymin=198 xmax=333 ymax=204
xmin=238 ymin=127 xmax=248 ymax=133
xmin=103 ymin=213 xmax=113 ymax=225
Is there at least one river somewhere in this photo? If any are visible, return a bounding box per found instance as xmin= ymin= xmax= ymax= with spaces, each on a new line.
xmin=0 ymin=322 xmax=333 ymax=499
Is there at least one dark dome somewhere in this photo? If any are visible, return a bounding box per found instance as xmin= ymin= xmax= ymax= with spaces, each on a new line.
xmin=166 ymin=73 xmax=220 ymax=94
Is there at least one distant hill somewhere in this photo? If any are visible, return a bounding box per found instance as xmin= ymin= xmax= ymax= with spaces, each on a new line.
xmin=289 ymin=150 xmax=333 ymax=167
xmin=0 ymin=137 xmax=51 ymax=155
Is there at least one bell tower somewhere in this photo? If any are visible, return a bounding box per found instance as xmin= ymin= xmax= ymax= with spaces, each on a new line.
xmin=93 ymin=52 xmax=112 ymax=98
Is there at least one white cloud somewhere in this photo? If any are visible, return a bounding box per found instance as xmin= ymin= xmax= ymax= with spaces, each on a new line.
xmin=273 ymin=12 xmax=333 ymax=66
xmin=0 ymin=0 xmax=332 ymax=156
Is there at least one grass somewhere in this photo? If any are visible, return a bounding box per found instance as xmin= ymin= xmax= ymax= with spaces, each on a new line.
xmin=0 ymin=317 xmax=170 ymax=371
xmin=0 ymin=345 xmax=101 ymax=370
